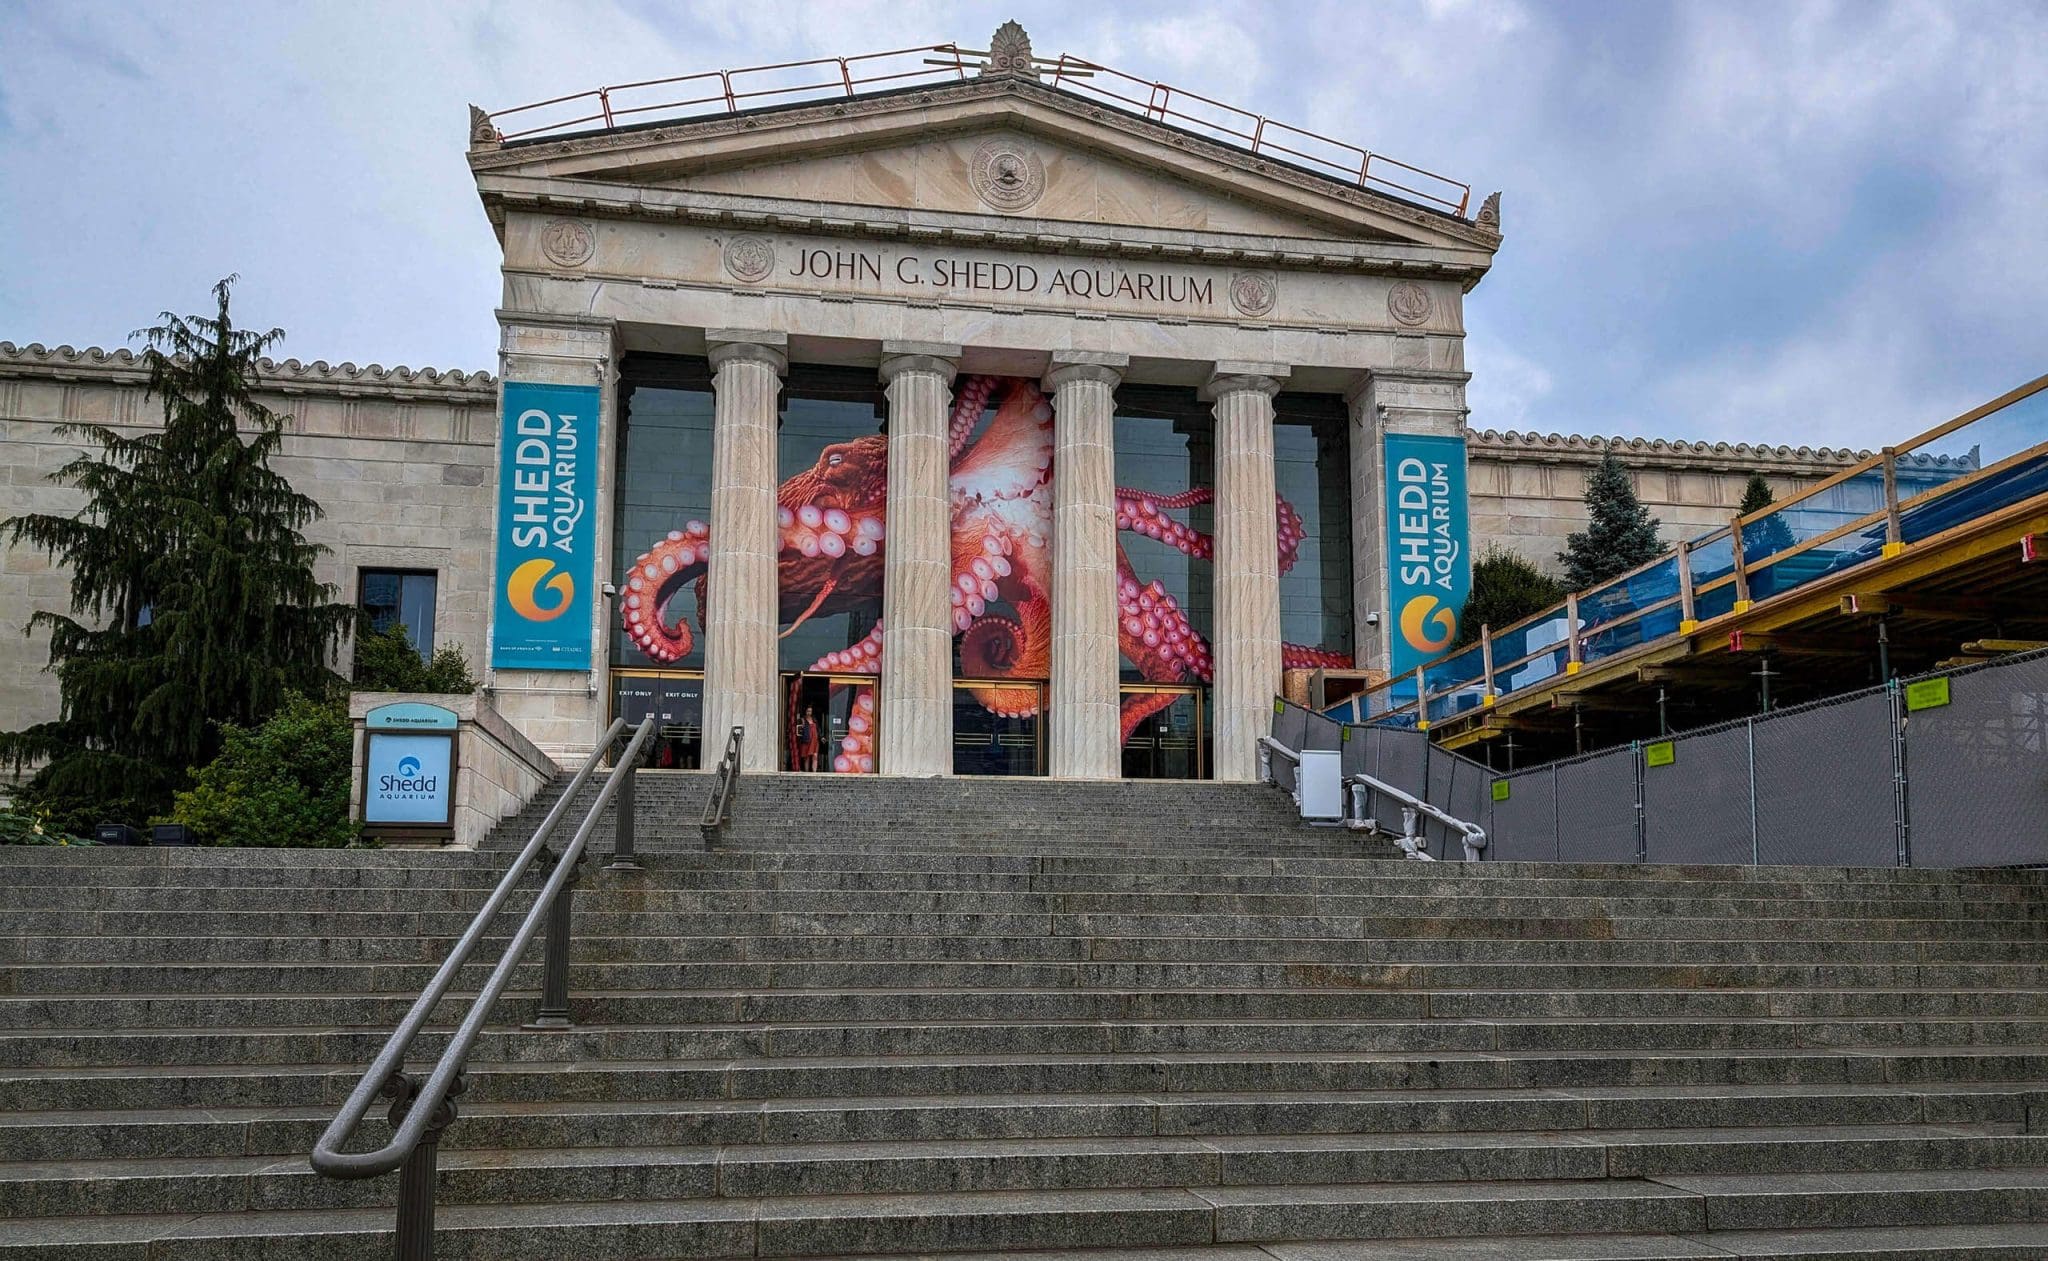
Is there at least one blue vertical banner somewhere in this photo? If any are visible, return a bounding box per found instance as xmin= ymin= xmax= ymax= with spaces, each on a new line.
xmin=1383 ymin=431 xmax=1472 ymax=675
xmin=492 ymin=381 xmax=602 ymax=671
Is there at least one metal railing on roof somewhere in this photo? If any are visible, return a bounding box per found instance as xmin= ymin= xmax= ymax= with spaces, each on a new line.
xmin=483 ymin=42 xmax=1473 ymax=217
xmin=1341 ymin=374 xmax=2048 ymax=732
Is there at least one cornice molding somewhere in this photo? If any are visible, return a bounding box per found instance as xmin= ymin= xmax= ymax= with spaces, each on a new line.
xmin=1467 ymin=427 xmax=1901 ymax=473
xmin=0 ymin=341 xmax=497 ymax=400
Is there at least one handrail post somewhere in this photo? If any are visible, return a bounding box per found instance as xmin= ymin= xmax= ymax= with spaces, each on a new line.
xmin=1730 ymin=512 xmax=1751 ymax=609
xmin=1480 ymin=624 xmax=1496 ymax=705
xmin=386 ymin=1069 xmax=463 ymax=1261
xmin=1565 ymin=592 xmax=1583 ymax=674
xmin=1882 ymin=449 xmax=1904 ymax=547
xmin=605 ymin=727 xmax=643 ymax=872
xmin=527 ymin=853 xmax=583 ymax=1030
xmin=1676 ymin=538 xmax=1696 ymax=631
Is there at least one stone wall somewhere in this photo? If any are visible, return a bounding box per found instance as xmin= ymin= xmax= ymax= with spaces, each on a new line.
xmin=1 ymin=342 xmax=1885 ymax=740
xmin=1467 ymin=429 xmax=1868 ymax=576
xmin=0 ymin=343 xmax=498 ymax=740
xmin=347 ymin=691 xmax=559 ymax=850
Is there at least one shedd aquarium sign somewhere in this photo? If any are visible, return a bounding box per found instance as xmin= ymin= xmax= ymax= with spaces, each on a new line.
xmin=492 ymin=380 xmax=602 ymax=671
xmin=361 ymin=703 xmax=457 ymax=831
xmin=1384 ymin=431 xmax=1471 ymax=674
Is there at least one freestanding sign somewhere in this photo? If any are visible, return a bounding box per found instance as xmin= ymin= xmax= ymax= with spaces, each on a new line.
xmin=360 ymin=702 xmax=458 ymax=835
xmin=492 ymin=380 xmax=602 ymax=671
xmin=1383 ymin=431 xmax=1472 ymax=675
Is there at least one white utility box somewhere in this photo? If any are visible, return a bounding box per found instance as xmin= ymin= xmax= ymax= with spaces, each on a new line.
xmin=1297 ymin=749 xmax=1345 ymax=821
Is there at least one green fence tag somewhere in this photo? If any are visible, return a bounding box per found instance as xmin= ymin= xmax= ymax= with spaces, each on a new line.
xmin=1273 ymin=698 xmax=1286 ymax=714
xmin=1905 ymin=677 xmax=1951 ymax=711
xmin=1491 ymin=780 xmax=1510 ymax=802
xmin=1645 ymin=741 xmax=1676 ymax=768
xmin=1341 ymin=726 xmax=1352 ymax=742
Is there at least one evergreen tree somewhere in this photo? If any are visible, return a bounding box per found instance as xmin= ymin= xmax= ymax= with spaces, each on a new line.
xmin=0 ymin=278 xmax=355 ymax=831
xmin=1455 ymin=547 xmax=1568 ymax=648
xmin=1558 ymin=450 xmax=1667 ymax=589
xmin=1737 ymin=472 xmax=1796 ymax=559
xmin=1737 ymin=472 xmax=1776 ymax=516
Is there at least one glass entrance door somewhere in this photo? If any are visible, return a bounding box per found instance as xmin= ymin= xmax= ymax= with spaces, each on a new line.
xmin=612 ymin=670 xmax=704 ymax=770
xmin=1121 ymin=686 xmax=1206 ymax=779
xmin=784 ymin=672 xmax=879 ymax=773
xmin=953 ymin=680 xmax=1046 ymax=776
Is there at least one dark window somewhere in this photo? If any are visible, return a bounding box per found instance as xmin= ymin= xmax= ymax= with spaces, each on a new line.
xmin=360 ymin=569 xmax=438 ymax=658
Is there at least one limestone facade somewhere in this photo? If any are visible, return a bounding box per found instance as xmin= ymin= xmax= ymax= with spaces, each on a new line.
xmin=0 ymin=29 xmax=1886 ymax=783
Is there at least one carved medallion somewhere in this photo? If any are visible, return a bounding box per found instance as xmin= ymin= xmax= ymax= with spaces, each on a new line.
xmin=1229 ymin=271 xmax=1278 ymax=319
xmin=539 ymin=219 xmax=594 ymax=268
xmin=970 ymin=141 xmax=1046 ymax=213
xmin=1388 ymin=280 xmax=1433 ymax=327
xmin=722 ymin=235 xmax=777 ymax=284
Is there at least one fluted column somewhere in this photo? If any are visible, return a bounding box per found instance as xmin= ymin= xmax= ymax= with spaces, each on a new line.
xmin=877 ymin=343 xmax=960 ymax=777
xmin=703 ymin=332 xmax=786 ymax=773
xmin=1044 ymin=353 xmax=1127 ymax=779
xmin=1204 ymin=363 xmax=1288 ymax=782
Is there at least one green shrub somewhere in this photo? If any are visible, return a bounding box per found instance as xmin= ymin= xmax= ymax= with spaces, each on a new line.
xmin=1456 ymin=547 xmax=1568 ymax=647
xmin=0 ymin=804 xmax=93 ymax=846
xmin=163 ymin=693 xmax=358 ymax=847
xmin=352 ymin=623 xmax=477 ymax=695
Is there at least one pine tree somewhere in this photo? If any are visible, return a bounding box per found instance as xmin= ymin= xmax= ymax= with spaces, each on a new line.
xmin=0 ymin=278 xmax=355 ymax=831
xmin=1558 ymin=450 xmax=1667 ymax=589
xmin=1737 ymin=472 xmax=1776 ymax=516
xmin=1455 ymin=547 xmax=1568 ymax=647
xmin=1737 ymin=472 xmax=1796 ymax=561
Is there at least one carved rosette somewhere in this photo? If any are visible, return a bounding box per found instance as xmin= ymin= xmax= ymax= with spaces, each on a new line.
xmin=1228 ymin=271 xmax=1278 ymax=319
xmin=722 ymin=235 xmax=777 ymax=284
xmin=539 ymin=219 xmax=595 ymax=268
xmin=1387 ymin=280 xmax=1434 ymax=327
xmin=969 ymin=141 xmax=1046 ymax=213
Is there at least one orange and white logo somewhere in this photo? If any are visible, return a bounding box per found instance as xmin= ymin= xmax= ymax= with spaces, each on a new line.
xmin=506 ymin=558 xmax=574 ymax=622
xmin=1399 ymin=594 xmax=1457 ymax=655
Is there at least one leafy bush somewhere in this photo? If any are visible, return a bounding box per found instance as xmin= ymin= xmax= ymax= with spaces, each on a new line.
xmin=163 ymin=693 xmax=359 ymax=847
xmin=352 ymin=623 xmax=477 ymax=695
xmin=0 ymin=804 xmax=93 ymax=846
xmin=1456 ymin=547 xmax=1568 ymax=648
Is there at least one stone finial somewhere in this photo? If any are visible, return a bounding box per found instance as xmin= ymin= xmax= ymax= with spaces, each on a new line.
xmin=1475 ymin=190 xmax=1501 ymax=232
xmin=468 ymin=104 xmax=501 ymax=147
xmin=982 ymin=20 xmax=1040 ymax=79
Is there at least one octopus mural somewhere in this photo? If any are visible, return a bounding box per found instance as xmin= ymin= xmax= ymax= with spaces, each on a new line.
xmin=622 ymin=376 xmax=1351 ymax=772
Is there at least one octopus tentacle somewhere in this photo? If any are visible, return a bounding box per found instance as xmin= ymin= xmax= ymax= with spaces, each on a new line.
xmin=948 ymin=375 xmax=997 ymax=460
xmin=833 ymin=688 xmax=878 ymax=774
xmin=621 ymin=522 xmax=710 ymax=664
xmin=807 ymin=623 xmax=883 ymax=676
xmin=1284 ymin=643 xmax=1356 ymax=670
xmin=1115 ymin=551 xmax=1213 ymax=688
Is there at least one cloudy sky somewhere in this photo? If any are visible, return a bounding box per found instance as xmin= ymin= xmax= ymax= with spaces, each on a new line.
xmin=2 ymin=0 xmax=2042 ymax=448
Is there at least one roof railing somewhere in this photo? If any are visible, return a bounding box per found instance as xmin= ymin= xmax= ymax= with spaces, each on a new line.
xmin=484 ymin=41 xmax=1473 ymax=218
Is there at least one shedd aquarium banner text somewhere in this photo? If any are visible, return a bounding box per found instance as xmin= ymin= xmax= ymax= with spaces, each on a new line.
xmin=492 ymin=380 xmax=601 ymax=670
xmin=1383 ymin=431 xmax=1471 ymax=674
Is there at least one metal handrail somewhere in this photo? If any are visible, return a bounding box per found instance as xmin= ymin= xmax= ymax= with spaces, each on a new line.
xmin=1344 ymin=772 xmax=1488 ymax=863
xmin=310 ymin=715 xmax=656 ymax=1258
xmin=1255 ymin=735 xmax=1302 ymax=803
xmin=700 ymin=725 xmax=742 ymax=846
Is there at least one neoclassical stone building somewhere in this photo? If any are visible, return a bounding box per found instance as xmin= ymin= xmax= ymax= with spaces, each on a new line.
xmin=0 ymin=26 xmax=1876 ymax=785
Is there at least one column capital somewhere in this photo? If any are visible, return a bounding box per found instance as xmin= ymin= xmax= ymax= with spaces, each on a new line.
xmin=1201 ymin=361 xmax=1289 ymax=402
xmin=707 ymin=330 xmax=788 ymax=375
xmin=879 ymin=342 xmax=960 ymax=386
xmin=1043 ymin=351 xmax=1127 ymax=393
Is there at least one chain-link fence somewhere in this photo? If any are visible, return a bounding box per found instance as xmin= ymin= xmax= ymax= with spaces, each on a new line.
xmin=1272 ymin=647 xmax=2048 ymax=868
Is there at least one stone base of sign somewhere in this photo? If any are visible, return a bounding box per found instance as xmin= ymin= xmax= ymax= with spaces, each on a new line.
xmin=349 ymin=692 xmax=560 ymax=849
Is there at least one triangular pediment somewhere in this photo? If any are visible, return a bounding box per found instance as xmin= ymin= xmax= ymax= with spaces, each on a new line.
xmin=471 ymin=74 xmax=1500 ymax=256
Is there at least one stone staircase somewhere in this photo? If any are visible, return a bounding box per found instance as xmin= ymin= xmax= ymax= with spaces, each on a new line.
xmin=3 ymin=775 xmax=2048 ymax=1258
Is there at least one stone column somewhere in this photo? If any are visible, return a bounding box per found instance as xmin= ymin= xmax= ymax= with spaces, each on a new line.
xmin=701 ymin=332 xmax=787 ymax=773
xmin=1347 ymin=369 xmax=1471 ymax=671
xmin=1204 ymin=363 xmax=1288 ymax=783
xmin=877 ymin=342 xmax=960 ymax=777
xmin=1043 ymin=352 xmax=1127 ymax=780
